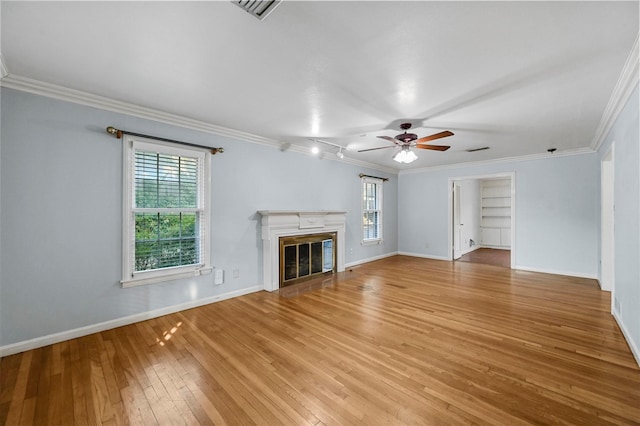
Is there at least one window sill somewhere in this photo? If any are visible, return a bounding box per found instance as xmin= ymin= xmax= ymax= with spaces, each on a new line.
xmin=121 ymin=266 xmax=212 ymax=288
xmin=361 ymin=239 xmax=383 ymax=246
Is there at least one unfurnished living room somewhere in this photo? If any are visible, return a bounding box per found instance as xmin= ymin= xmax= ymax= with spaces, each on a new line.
xmin=1 ymin=1 xmax=639 ymax=425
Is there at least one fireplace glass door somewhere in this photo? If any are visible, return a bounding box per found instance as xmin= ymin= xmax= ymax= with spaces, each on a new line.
xmin=279 ymin=233 xmax=336 ymax=287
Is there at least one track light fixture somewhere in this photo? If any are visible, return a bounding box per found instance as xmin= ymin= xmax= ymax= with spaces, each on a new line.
xmin=307 ymin=138 xmax=347 ymax=159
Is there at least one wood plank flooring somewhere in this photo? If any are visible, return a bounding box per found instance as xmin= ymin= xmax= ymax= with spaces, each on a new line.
xmin=2 ymin=255 xmax=639 ymax=425
xmin=458 ymin=248 xmax=511 ymax=268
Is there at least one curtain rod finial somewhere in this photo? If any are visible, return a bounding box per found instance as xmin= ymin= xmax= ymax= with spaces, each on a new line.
xmin=212 ymin=147 xmax=224 ymax=155
xmin=106 ymin=126 xmax=123 ymax=138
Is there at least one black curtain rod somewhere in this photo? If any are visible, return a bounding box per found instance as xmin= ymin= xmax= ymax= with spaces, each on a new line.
xmin=106 ymin=126 xmax=224 ymax=155
xmin=359 ymin=173 xmax=389 ymax=182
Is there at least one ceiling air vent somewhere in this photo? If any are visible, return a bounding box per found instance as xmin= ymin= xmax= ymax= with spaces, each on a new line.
xmin=466 ymin=147 xmax=490 ymax=153
xmin=233 ymin=0 xmax=282 ymax=21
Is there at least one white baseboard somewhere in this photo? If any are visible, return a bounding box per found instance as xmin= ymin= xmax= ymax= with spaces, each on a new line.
xmin=345 ymin=251 xmax=398 ymax=268
xmin=514 ymin=265 xmax=597 ymax=280
xmin=397 ymin=251 xmax=450 ymax=261
xmin=595 ymin=279 xmax=612 ymax=291
xmin=0 ymin=286 xmax=262 ymax=357
xmin=613 ymin=310 xmax=640 ymax=368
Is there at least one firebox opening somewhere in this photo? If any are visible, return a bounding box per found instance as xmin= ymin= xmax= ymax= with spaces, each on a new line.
xmin=279 ymin=232 xmax=336 ymax=287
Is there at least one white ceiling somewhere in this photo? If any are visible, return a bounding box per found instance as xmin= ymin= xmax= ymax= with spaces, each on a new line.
xmin=1 ymin=1 xmax=638 ymax=171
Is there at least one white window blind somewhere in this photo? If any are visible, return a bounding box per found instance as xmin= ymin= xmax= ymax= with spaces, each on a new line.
xmin=362 ymin=177 xmax=383 ymax=243
xmin=122 ymin=137 xmax=211 ymax=287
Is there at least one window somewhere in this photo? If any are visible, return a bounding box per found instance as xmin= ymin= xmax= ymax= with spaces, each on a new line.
xmin=122 ymin=137 xmax=211 ymax=287
xmin=362 ymin=176 xmax=383 ymax=244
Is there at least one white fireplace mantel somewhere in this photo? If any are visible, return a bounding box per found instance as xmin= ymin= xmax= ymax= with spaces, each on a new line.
xmin=258 ymin=210 xmax=347 ymax=291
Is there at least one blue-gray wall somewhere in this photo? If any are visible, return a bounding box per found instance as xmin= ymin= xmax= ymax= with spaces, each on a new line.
xmin=0 ymin=88 xmax=397 ymax=347
xmin=2 ymin=84 xmax=638 ymax=362
xmin=598 ymin=84 xmax=640 ymax=360
xmin=398 ymin=153 xmax=600 ymax=277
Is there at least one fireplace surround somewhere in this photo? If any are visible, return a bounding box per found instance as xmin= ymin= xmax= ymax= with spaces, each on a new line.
xmin=258 ymin=211 xmax=347 ymax=291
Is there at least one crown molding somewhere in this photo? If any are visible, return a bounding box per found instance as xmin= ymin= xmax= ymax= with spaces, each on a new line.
xmin=0 ymin=71 xmax=602 ymax=178
xmin=591 ymin=32 xmax=639 ymax=151
xmin=0 ymin=74 xmax=395 ymax=175
xmin=398 ymin=147 xmax=594 ymax=176
xmin=0 ymin=74 xmax=280 ymax=146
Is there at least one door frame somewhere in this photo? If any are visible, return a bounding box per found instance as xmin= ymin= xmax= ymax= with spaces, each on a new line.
xmin=600 ymin=143 xmax=615 ymax=305
xmin=452 ymin=182 xmax=463 ymax=259
xmin=448 ymin=172 xmax=516 ymax=268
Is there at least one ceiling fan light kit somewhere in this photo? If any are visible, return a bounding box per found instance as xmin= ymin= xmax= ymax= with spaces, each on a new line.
xmin=358 ymin=123 xmax=453 ymax=164
xmin=393 ymin=147 xmax=418 ymax=164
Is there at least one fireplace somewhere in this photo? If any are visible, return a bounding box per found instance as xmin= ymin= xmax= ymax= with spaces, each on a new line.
xmin=280 ymin=232 xmax=336 ymax=287
xmin=259 ymin=211 xmax=347 ymax=291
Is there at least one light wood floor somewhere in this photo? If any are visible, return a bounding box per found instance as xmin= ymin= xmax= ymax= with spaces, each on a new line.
xmin=2 ymin=256 xmax=639 ymax=425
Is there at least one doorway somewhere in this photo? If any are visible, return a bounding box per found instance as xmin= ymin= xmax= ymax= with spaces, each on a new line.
xmin=449 ymin=173 xmax=515 ymax=268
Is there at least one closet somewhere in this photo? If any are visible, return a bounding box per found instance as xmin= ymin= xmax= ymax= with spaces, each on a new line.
xmin=480 ymin=178 xmax=511 ymax=248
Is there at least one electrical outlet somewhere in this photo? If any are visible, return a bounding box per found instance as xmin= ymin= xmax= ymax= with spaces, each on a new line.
xmin=233 ymin=269 xmax=239 ymax=278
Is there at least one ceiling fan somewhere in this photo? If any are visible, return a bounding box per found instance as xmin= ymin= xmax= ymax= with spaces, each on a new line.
xmin=358 ymin=123 xmax=453 ymax=164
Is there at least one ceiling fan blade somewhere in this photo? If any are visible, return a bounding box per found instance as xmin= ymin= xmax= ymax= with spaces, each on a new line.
xmin=358 ymin=146 xmax=397 ymax=152
xmin=377 ymin=135 xmax=400 ymax=144
xmin=416 ymin=130 xmax=454 ymax=144
xmin=415 ymin=144 xmax=450 ymax=151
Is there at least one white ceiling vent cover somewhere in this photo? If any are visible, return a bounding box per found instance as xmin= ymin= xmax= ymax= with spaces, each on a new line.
xmin=466 ymin=147 xmax=490 ymax=153
xmin=233 ymin=0 xmax=282 ymax=21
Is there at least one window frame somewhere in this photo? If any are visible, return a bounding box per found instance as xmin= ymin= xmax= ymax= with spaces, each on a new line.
xmin=361 ymin=176 xmax=383 ymax=245
xmin=121 ymin=136 xmax=212 ymax=288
